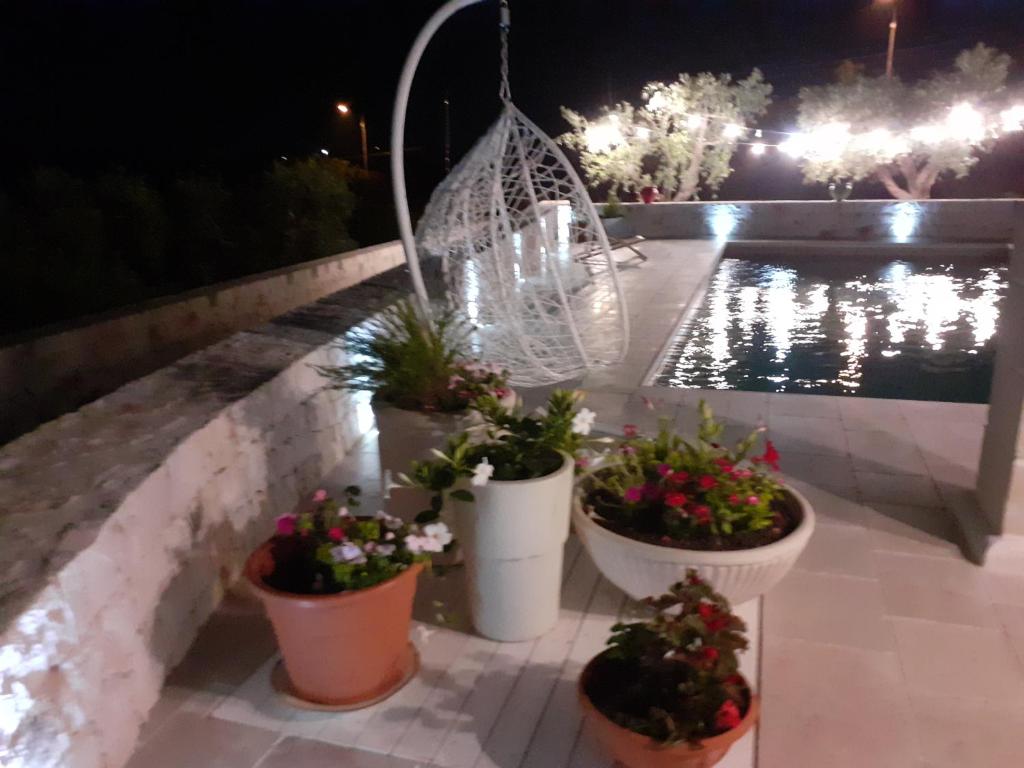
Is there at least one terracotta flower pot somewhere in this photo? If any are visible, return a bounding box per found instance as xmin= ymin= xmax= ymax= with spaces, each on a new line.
xmin=640 ymin=186 xmax=660 ymax=204
xmin=578 ymin=654 xmax=759 ymax=768
xmin=245 ymin=541 xmax=422 ymax=707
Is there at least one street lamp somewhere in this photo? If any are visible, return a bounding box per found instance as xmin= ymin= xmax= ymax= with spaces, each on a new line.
xmin=336 ymin=102 xmax=369 ymax=170
xmin=876 ymin=0 xmax=900 ymax=79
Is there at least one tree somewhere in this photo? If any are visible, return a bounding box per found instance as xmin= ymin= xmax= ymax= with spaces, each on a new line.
xmin=561 ymin=70 xmax=772 ymax=201
xmin=795 ymin=44 xmax=1013 ymax=199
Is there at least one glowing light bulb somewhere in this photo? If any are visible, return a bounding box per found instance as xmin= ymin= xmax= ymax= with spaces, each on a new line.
xmin=723 ymin=123 xmax=743 ymax=139
xmin=750 ymin=142 xmax=766 ymax=156
xmin=779 ymin=133 xmax=807 ymax=158
xmin=1001 ymin=105 xmax=1024 ymax=132
xmin=946 ymin=102 xmax=985 ymax=143
xmin=320 ymin=148 xmax=329 ymax=156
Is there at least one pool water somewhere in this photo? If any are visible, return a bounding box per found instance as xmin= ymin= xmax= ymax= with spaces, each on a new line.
xmin=652 ymin=254 xmax=1006 ymax=403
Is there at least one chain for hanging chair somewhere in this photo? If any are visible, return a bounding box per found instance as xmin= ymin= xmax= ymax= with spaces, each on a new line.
xmin=415 ymin=0 xmax=629 ymax=388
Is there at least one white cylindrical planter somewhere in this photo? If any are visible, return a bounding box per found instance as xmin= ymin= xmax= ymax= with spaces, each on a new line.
xmin=455 ymin=453 xmax=574 ymax=642
xmin=573 ymin=485 xmax=815 ymax=606
xmin=372 ymin=401 xmax=462 ymax=496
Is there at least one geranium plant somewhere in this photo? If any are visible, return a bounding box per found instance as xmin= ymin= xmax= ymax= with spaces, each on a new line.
xmin=317 ymin=298 xmax=510 ymax=412
xmin=579 ymin=401 xmax=787 ymax=548
xmin=404 ymin=390 xmax=599 ymax=521
xmin=266 ymin=485 xmax=453 ymax=594
xmin=584 ymin=569 xmax=750 ymax=744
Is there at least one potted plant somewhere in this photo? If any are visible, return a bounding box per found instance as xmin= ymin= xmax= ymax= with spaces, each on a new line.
xmin=600 ymin=190 xmax=632 ymax=239
xmin=579 ymin=570 xmax=759 ymax=768
xmin=404 ymin=390 xmax=597 ymax=641
xmin=244 ymin=485 xmax=452 ymax=707
xmin=573 ymin=402 xmax=814 ymax=605
xmin=317 ymin=299 xmax=513 ymax=496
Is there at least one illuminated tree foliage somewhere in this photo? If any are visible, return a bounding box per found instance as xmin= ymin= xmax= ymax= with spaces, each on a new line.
xmin=561 ymin=71 xmax=772 ymax=201
xmin=794 ymin=45 xmax=1013 ymax=199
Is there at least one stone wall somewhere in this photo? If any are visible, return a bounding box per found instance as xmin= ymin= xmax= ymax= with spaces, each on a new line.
xmin=0 ymin=241 xmax=405 ymax=444
xmin=0 ymin=273 xmax=410 ymax=768
xmin=621 ymin=199 xmax=1019 ymax=243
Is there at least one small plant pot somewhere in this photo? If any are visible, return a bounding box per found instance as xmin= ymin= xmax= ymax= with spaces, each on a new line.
xmin=578 ymin=653 xmax=760 ymax=768
xmin=245 ymin=542 xmax=423 ymax=707
xmin=454 ymin=453 xmax=574 ymax=641
xmin=573 ymin=486 xmax=814 ymax=605
xmin=640 ymin=186 xmax=660 ymax=204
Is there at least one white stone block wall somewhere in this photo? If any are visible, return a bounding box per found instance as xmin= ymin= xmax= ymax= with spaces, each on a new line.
xmin=0 ymin=332 xmax=369 ymax=768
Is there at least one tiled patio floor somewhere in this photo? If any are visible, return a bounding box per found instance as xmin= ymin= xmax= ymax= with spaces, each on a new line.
xmin=128 ymin=241 xmax=1024 ymax=767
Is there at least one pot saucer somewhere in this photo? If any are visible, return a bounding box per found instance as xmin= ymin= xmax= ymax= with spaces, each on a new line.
xmin=270 ymin=642 xmax=420 ymax=711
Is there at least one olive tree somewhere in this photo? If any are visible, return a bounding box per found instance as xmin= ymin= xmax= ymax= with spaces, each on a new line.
xmin=561 ymin=70 xmax=772 ymax=201
xmin=795 ymin=44 xmax=1012 ymax=199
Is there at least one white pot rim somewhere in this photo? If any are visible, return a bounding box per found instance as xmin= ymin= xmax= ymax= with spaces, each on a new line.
xmin=573 ymin=484 xmax=815 ymax=566
xmin=476 ymin=452 xmax=574 ymax=487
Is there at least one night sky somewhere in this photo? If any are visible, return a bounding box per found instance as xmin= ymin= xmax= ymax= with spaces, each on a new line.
xmin=2 ymin=0 xmax=1023 ymax=201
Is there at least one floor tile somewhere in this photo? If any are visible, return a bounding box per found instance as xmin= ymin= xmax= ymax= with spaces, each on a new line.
xmin=780 ymin=453 xmax=858 ymax=494
xmin=768 ymin=415 xmax=849 ymax=457
xmin=767 ymin=392 xmax=841 ymax=420
xmin=856 ymin=472 xmax=941 ymax=506
xmin=980 ymin=568 xmax=1024 ymax=609
xmin=783 ymin=481 xmax=867 ymax=527
xmin=909 ymin=694 xmax=1024 ymax=768
xmin=124 ymin=711 xmax=278 ymax=768
xmin=873 ymin=551 xmax=997 ymax=628
xmin=759 ymin=638 xmax=918 ymax=768
xmin=838 ymin=397 xmax=908 ymax=432
xmin=890 ymin=618 xmax=1024 ymax=704
xmin=864 ymin=503 xmax=962 ymax=557
xmin=846 ymin=430 xmax=929 ymax=476
xmin=763 ymin=569 xmax=894 ymax=651
xmin=257 ymin=737 xmax=429 ymax=767
xmin=795 ymin=523 xmax=876 ymax=578
xmin=994 ymin=603 xmax=1024 ymax=667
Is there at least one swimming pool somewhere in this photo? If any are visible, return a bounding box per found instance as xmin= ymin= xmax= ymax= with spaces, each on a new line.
xmin=651 ymin=252 xmax=1006 ymax=403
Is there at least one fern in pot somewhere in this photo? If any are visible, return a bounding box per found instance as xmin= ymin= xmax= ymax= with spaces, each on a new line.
xmin=317 ymin=299 xmax=512 ymax=502
xmin=404 ymin=390 xmax=600 ymax=641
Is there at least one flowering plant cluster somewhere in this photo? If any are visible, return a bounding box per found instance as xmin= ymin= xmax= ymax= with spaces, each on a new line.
xmin=267 ymin=485 xmax=453 ymax=595
xmin=579 ymin=401 xmax=785 ymax=546
xmin=587 ymin=570 xmax=749 ymax=744
xmin=405 ymin=390 xmax=600 ymax=523
xmin=317 ymin=299 xmax=510 ymax=413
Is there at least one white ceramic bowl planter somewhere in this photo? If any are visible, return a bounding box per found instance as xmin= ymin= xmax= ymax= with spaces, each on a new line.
xmin=455 ymin=453 xmax=574 ymax=641
xmin=573 ymin=486 xmax=815 ymax=606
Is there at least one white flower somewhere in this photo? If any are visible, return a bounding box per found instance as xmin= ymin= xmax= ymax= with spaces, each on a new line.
xmin=330 ymin=542 xmax=366 ymax=564
xmin=374 ymin=509 xmax=403 ymax=530
xmin=403 ymin=534 xmax=431 ymax=555
xmin=423 ymin=522 xmax=453 ymax=549
xmin=363 ymin=541 xmax=376 ymax=553
xmin=572 ymin=408 xmax=597 ymax=436
xmin=471 ymin=458 xmax=495 ymax=487
xmin=385 ymin=531 xmax=396 ymax=541
xmin=337 ymin=506 xmax=350 ymax=518
xmin=375 ymin=543 xmax=397 ymax=557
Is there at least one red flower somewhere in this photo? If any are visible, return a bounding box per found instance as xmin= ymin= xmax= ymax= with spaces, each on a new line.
xmin=714 ymin=457 xmax=734 ymax=473
xmin=327 ymin=527 xmax=345 ymax=542
xmin=693 ymin=505 xmax=712 ymax=523
xmin=756 ymin=440 xmax=781 ymax=471
xmin=657 ymin=463 xmax=672 ymax=478
xmin=701 ymin=647 xmax=720 ymax=663
xmin=705 ymin=616 xmax=729 ymax=632
xmin=687 ymin=571 xmax=704 ymax=586
xmin=724 ymin=674 xmax=744 ymax=686
xmin=698 ymin=475 xmax=718 ymax=490
xmin=715 ymin=699 xmax=742 ymax=731
xmin=728 ymin=494 xmax=740 ymax=505
xmin=698 ymin=602 xmax=715 ymax=619
xmin=665 ymin=492 xmax=687 ymax=508
xmin=623 ymin=424 xmax=639 ymax=438
xmin=669 ymin=470 xmax=690 ymax=484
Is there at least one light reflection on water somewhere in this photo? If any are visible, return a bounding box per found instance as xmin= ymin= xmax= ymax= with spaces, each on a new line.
xmin=655 ymin=256 xmax=1006 ymax=403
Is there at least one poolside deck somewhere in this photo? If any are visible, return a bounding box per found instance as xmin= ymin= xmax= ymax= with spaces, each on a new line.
xmin=127 ymin=241 xmax=1024 ymax=768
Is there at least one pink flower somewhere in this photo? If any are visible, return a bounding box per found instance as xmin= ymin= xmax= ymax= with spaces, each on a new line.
xmin=698 ymin=475 xmax=718 ymax=490
xmin=276 ymin=514 xmax=297 ymax=535
xmin=312 ymin=489 xmax=328 ymax=503
xmin=623 ymin=424 xmax=639 ymax=438
xmin=669 ymin=470 xmax=690 ymax=484
xmin=641 ymin=396 xmax=655 ymax=411
xmin=665 ymin=492 xmax=687 ymax=508
xmin=447 ymin=374 xmax=465 ymax=390
xmin=494 ymin=387 xmax=510 ymax=399
xmin=643 ymin=483 xmax=663 ymax=501
xmin=575 ymin=456 xmax=590 ymax=469
xmin=714 ymin=458 xmax=734 ymax=473
xmin=733 ymin=469 xmax=753 ymax=479
xmin=657 ymin=463 xmax=672 ymax=478
xmin=746 ymin=495 xmax=760 ymax=506
xmin=624 ymin=486 xmax=644 ymax=503
xmin=728 ymin=494 xmax=740 ymax=505
xmin=620 ymin=445 xmax=637 ymax=456
xmin=326 ymin=527 xmax=343 ymax=542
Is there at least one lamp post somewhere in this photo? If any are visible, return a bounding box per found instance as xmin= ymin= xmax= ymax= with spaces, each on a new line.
xmin=336 ymin=102 xmax=369 ymax=170
xmin=878 ymin=0 xmax=900 ymax=79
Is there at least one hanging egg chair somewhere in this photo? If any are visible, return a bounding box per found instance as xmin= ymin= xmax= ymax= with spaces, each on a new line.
xmin=391 ymin=0 xmax=629 ymax=387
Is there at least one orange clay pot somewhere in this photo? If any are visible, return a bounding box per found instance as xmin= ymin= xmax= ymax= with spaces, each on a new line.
xmin=578 ymin=653 xmax=760 ymax=768
xmin=245 ymin=541 xmax=422 ymax=707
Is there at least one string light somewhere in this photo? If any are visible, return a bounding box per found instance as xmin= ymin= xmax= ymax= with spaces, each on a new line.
xmin=750 ymin=141 xmax=766 ymax=156
xmin=724 ymin=123 xmax=743 ymax=139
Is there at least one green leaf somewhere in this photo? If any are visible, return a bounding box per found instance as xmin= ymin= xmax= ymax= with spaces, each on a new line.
xmin=415 ymin=509 xmax=440 ymax=524
xmin=449 ymin=489 xmax=474 ymax=502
